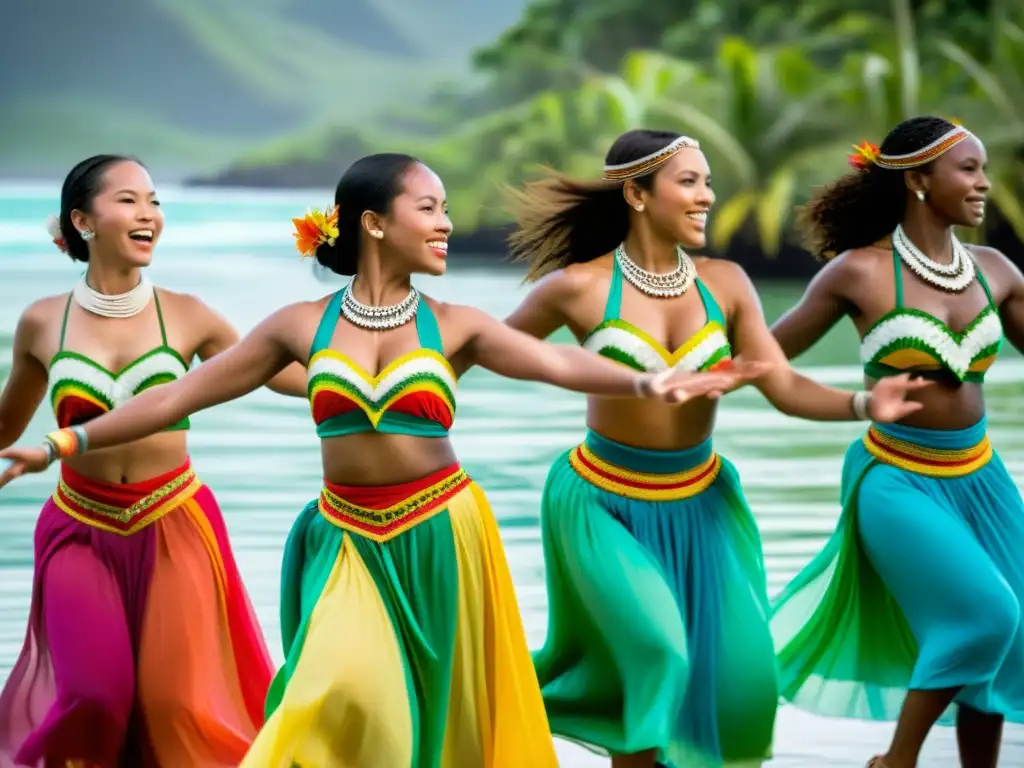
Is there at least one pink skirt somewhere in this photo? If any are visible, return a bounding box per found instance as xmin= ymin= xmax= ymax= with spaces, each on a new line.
xmin=0 ymin=459 xmax=273 ymax=767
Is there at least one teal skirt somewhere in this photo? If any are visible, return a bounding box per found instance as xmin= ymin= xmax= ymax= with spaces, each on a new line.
xmin=771 ymin=417 xmax=1024 ymax=724
xmin=532 ymin=431 xmax=778 ymax=768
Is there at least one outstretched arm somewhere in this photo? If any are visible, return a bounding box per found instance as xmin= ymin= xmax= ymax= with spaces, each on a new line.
xmin=770 ymin=256 xmax=855 ymax=360
xmin=0 ymin=305 xmax=49 ymax=449
xmin=192 ymin=297 xmax=308 ymax=397
xmin=726 ymin=263 xmax=928 ymax=421
xmin=503 ymin=269 xmax=576 ymax=339
xmin=450 ymin=305 xmax=755 ymax=400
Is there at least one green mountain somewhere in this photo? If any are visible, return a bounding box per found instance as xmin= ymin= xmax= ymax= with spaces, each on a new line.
xmin=1 ymin=0 xmax=527 ymax=179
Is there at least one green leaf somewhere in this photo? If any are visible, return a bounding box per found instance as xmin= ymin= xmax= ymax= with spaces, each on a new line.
xmin=710 ymin=191 xmax=756 ymax=251
xmin=755 ymin=168 xmax=797 ymax=257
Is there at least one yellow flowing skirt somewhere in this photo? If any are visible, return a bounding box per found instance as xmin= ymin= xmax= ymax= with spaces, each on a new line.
xmin=241 ymin=463 xmax=557 ymax=767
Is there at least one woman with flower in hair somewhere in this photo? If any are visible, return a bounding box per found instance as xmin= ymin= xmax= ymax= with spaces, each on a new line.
xmin=502 ymin=128 xmax=930 ymax=768
xmin=769 ymin=116 xmax=1024 ymax=767
xmin=0 ymin=155 xmax=308 ymax=767
xmin=0 ymin=153 xmax=762 ymax=767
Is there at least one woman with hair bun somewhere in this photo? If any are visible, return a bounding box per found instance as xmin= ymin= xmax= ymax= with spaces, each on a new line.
xmin=0 ymin=152 xmax=761 ymax=767
xmin=770 ymin=116 xmax=1024 ymax=768
xmin=0 ymin=155 xmax=306 ymax=766
xmin=503 ymin=128 xmax=929 ymax=768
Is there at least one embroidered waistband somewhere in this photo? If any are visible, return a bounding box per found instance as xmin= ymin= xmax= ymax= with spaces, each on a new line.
xmin=318 ymin=463 xmax=471 ymax=542
xmin=568 ymin=441 xmax=720 ymax=501
xmin=52 ymin=460 xmax=201 ymax=535
xmin=863 ymin=425 xmax=992 ymax=477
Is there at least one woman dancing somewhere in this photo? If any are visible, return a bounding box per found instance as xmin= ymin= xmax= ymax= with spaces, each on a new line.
xmin=0 ymin=155 xmax=308 ymax=767
xmin=769 ymin=116 xmax=1024 ymax=768
xmin=501 ymin=128 xmax=929 ymax=768
xmin=0 ymin=153 xmax=756 ymax=767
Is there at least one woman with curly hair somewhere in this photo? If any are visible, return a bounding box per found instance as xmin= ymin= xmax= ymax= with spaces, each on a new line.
xmin=770 ymin=116 xmax=1024 ymax=768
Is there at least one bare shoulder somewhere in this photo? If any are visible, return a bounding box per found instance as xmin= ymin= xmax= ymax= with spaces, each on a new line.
xmin=19 ymin=293 xmax=69 ymax=329
xmin=692 ymin=257 xmax=755 ymax=299
xmin=968 ymin=244 xmax=1022 ymax=280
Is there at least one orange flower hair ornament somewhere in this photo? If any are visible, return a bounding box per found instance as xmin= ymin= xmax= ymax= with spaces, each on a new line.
xmin=848 ymin=141 xmax=881 ymax=172
xmin=45 ymin=215 xmax=68 ymax=254
xmin=292 ymin=205 xmax=339 ymax=257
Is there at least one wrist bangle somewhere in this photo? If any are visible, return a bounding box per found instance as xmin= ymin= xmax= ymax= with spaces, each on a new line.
xmin=851 ymin=390 xmax=871 ymax=421
xmin=44 ymin=427 xmax=88 ymax=461
xmin=40 ymin=439 xmax=58 ymax=466
xmin=634 ymin=374 xmax=650 ymax=398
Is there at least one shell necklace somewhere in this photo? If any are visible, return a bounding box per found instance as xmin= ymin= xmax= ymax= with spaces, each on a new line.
xmin=72 ymin=274 xmax=154 ymax=318
xmin=615 ymin=243 xmax=696 ymax=298
xmin=893 ymin=224 xmax=975 ymax=293
xmin=342 ymin=281 xmax=420 ymax=330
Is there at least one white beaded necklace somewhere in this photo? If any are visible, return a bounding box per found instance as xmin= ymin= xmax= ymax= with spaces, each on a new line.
xmin=893 ymin=224 xmax=975 ymax=293
xmin=72 ymin=274 xmax=155 ymax=318
xmin=341 ymin=281 xmax=420 ymax=330
xmin=615 ymin=243 xmax=696 ymax=298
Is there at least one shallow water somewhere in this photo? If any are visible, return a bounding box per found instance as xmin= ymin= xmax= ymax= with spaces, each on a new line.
xmin=1 ymin=183 xmax=1023 ymax=766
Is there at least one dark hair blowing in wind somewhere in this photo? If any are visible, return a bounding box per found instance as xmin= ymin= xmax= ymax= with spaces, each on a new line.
xmin=508 ymin=129 xmax=688 ymax=282
xmin=797 ymin=116 xmax=960 ymax=259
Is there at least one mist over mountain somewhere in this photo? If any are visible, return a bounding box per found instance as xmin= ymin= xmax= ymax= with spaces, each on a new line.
xmin=0 ymin=0 xmax=526 ymax=178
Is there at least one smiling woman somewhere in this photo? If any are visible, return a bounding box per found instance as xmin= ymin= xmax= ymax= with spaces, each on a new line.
xmin=769 ymin=116 xmax=1024 ymax=768
xmin=0 ymin=151 xmax=759 ymax=767
xmin=0 ymin=154 xmax=308 ymax=767
xmin=501 ymin=128 xmax=929 ymax=768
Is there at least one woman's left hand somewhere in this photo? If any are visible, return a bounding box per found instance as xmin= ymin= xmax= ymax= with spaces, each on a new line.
xmin=644 ymin=360 xmax=774 ymax=403
xmin=866 ymin=373 xmax=934 ymax=422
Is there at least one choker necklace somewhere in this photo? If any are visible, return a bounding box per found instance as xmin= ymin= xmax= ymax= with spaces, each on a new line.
xmin=72 ymin=274 xmax=154 ymax=318
xmin=893 ymin=224 xmax=975 ymax=293
xmin=615 ymin=244 xmax=695 ymax=298
xmin=342 ymin=281 xmax=420 ymax=330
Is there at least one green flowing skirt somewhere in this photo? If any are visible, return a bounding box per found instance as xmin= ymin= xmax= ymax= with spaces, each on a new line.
xmin=533 ymin=431 xmax=779 ymax=768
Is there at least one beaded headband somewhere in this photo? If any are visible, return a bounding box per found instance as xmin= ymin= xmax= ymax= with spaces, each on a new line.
xmin=847 ymin=125 xmax=971 ymax=172
xmin=602 ymin=136 xmax=701 ymax=182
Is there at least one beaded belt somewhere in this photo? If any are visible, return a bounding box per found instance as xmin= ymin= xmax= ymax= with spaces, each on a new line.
xmin=52 ymin=462 xmax=201 ymax=535
xmin=318 ymin=465 xmax=471 ymax=543
xmin=863 ymin=426 xmax=992 ymax=478
xmin=568 ymin=441 xmax=721 ymax=501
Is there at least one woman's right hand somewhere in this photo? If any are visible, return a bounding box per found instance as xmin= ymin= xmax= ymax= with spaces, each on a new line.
xmin=0 ymin=447 xmax=51 ymax=490
xmin=640 ymin=360 xmax=773 ymax=403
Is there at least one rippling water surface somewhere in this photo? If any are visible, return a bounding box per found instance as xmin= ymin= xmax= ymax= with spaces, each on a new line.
xmin=2 ymin=184 xmax=1023 ymax=766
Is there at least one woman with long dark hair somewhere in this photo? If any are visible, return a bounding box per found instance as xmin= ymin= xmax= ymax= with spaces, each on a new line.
xmin=0 ymin=155 xmax=306 ymax=766
xmin=770 ymin=116 xmax=1024 ymax=768
xmin=501 ymin=128 xmax=929 ymax=768
xmin=0 ymin=153 xmax=758 ymax=767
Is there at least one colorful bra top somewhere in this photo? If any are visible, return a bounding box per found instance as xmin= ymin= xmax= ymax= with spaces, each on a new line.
xmin=307 ymin=286 xmax=457 ymax=438
xmin=860 ymin=248 xmax=1003 ymax=383
xmin=48 ymin=290 xmax=191 ymax=431
xmin=581 ymin=255 xmax=733 ymax=373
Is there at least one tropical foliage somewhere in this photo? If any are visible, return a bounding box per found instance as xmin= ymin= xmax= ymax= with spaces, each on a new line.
xmin=414 ymin=0 xmax=1024 ymax=253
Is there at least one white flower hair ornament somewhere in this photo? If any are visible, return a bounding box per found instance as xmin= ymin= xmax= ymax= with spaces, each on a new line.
xmin=46 ymin=215 xmax=68 ymax=254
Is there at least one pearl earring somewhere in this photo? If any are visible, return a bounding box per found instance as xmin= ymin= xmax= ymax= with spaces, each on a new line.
xmin=370 ymin=230 xmax=383 ymax=239
xmin=634 ymin=204 xmax=644 ymax=212
xmin=79 ymin=229 xmax=94 ymax=241
xmin=915 ymin=190 xmax=926 ymax=202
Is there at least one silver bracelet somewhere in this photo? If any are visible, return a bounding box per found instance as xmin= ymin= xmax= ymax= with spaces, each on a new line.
xmin=633 ymin=374 xmax=650 ymax=398
xmin=40 ymin=439 xmax=58 ymax=466
xmin=851 ymin=390 xmax=872 ymax=420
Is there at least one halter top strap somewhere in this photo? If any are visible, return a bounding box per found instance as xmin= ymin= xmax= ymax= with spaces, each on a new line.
xmin=603 ymin=255 xmax=625 ymax=321
xmin=892 ymin=246 xmax=996 ymax=310
xmin=309 ymin=285 xmax=444 ymax=362
xmin=602 ymin=253 xmax=725 ymax=326
xmin=58 ymin=285 xmax=169 ymax=350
